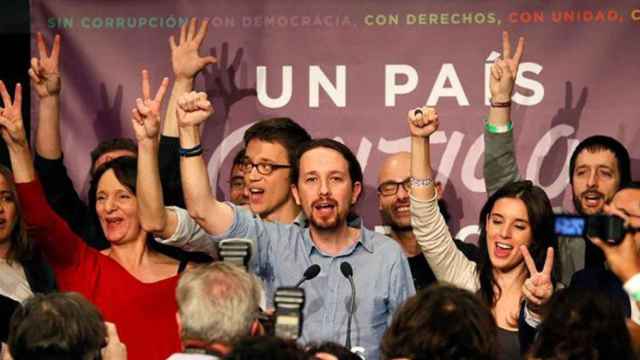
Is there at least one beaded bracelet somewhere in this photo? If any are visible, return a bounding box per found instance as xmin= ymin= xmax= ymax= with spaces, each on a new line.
xmin=410 ymin=177 xmax=433 ymax=188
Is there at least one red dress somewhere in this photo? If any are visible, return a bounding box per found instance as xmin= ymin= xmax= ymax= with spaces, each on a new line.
xmin=17 ymin=180 xmax=181 ymax=360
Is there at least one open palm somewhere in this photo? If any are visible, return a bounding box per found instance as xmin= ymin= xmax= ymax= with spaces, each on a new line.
xmin=170 ymin=18 xmax=217 ymax=79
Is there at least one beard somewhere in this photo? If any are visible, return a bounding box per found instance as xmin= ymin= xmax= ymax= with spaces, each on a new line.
xmin=308 ymin=198 xmax=344 ymax=231
xmin=572 ymin=189 xmax=607 ymax=215
xmin=309 ymin=212 xmax=339 ymax=230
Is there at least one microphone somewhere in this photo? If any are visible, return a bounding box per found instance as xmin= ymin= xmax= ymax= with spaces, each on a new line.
xmin=294 ymin=264 xmax=321 ymax=288
xmin=340 ymin=262 xmax=356 ymax=350
xmin=219 ymin=238 xmax=254 ymax=269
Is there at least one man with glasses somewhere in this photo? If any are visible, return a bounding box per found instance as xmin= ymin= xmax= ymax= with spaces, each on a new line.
xmin=377 ymin=152 xmax=478 ymax=290
xmin=241 ymin=118 xmax=311 ymax=224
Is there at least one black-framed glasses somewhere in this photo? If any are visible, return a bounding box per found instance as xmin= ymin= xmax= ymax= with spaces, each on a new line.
xmin=242 ymin=159 xmax=291 ymax=176
xmin=378 ymin=178 xmax=411 ymax=196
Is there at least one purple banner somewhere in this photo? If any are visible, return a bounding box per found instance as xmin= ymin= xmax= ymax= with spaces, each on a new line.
xmin=30 ymin=0 xmax=640 ymax=241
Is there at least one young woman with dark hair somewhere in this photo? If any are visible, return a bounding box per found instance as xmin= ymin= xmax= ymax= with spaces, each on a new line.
xmin=407 ymin=107 xmax=558 ymax=360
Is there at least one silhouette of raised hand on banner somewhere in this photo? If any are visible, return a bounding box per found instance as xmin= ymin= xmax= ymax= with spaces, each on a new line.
xmin=551 ymin=81 xmax=588 ymax=131
xmin=202 ymin=42 xmax=257 ymax=121
xmin=94 ymin=83 xmax=124 ymax=140
xmin=538 ymin=82 xmax=588 ymax=186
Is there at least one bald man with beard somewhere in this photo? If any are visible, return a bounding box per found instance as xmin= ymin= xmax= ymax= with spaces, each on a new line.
xmin=377 ymin=152 xmax=479 ymax=290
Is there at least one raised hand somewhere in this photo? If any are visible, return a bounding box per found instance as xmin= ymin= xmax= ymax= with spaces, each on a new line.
xmin=169 ymin=18 xmax=217 ymax=80
xmin=131 ymin=70 xmax=169 ymax=142
xmin=176 ymin=91 xmax=213 ymax=127
xmin=0 ymin=81 xmax=27 ymax=148
xmin=490 ymin=31 xmax=524 ymax=102
xmin=28 ymin=32 xmax=61 ymax=98
xmin=589 ymin=205 xmax=640 ymax=283
xmin=407 ymin=107 xmax=439 ymax=138
xmin=521 ymin=246 xmax=554 ymax=310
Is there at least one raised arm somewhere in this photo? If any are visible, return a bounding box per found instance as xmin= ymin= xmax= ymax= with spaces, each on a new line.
xmin=409 ymin=107 xmax=478 ymax=291
xmin=29 ymin=33 xmax=99 ymax=247
xmin=0 ymin=82 xmax=33 ymax=183
xmin=131 ymin=69 xmax=180 ymax=239
xmin=484 ymin=31 xmax=524 ymax=196
xmin=31 ymin=32 xmax=62 ymax=160
xmin=0 ymin=81 xmax=86 ymax=268
xmin=409 ymin=107 xmax=437 ymax=202
xmin=163 ymin=17 xmax=216 ymax=138
xmin=158 ymin=18 xmax=216 ymax=208
xmin=177 ymin=91 xmax=233 ymax=235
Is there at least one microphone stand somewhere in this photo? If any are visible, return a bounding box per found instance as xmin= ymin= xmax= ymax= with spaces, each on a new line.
xmin=345 ymin=274 xmax=356 ymax=349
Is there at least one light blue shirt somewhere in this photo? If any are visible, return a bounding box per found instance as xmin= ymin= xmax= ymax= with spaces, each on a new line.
xmin=163 ymin=205 xmax=415 ymax=360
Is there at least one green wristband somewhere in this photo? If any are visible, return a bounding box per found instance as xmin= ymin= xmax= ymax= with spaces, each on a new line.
xmin=485 ymin=121 xmax=513 ymax=134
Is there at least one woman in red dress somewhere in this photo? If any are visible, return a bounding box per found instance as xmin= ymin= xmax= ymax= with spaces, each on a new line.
xmin=0 ymin=75 xmax=183 ymax=360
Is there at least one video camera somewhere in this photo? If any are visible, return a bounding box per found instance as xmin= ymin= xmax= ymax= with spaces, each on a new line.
xmin=554 ymin=214 xmax=629 ymax=244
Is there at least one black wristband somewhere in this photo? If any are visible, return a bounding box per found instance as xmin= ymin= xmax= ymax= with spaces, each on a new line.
xmin=179 ymin=144 xmax=203 ymax=157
